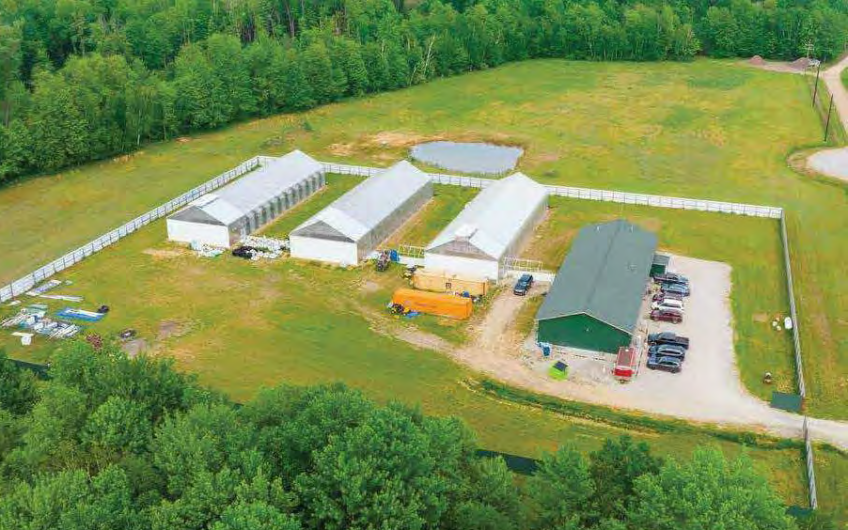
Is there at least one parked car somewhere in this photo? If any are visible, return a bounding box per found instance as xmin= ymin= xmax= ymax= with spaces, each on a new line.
xmin=647 ymin=332 xmax=690 ymax=349
xmin=648 ymin=343 xmax=686 ymax=360
xmin=647 ymin=355 xmax=682 ymax=373
xmin=650 ymin=308 xmax=683 ymax=323
xmin=232 ymin=246 xmax=257 ymax=259
xmin=513 ymin=274 xmax=534 ymax=296
xmin=652 ymin=299 xmax=684 ymax=312
xmin=652 ymin=292 xmax=683 ymax=303
xmin=661 ymin=282 xmax=690 ymax=297
xmin=654 ymin=272 xmax=689 ymax=285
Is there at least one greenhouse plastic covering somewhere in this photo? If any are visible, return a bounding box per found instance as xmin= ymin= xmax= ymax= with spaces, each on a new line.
xmin=292 ymin=160 xmax=431 ymax=243
xmin=172 ymin=150 xmax=322 ymax=225
xmin=426 ymin=172 xmax=548 ymax=259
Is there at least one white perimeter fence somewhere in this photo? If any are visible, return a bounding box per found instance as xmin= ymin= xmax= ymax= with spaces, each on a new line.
xmin=323 ymin=163 xmax=784 ymax=218
xmin=0 ymin=156 xmax=816 ymax=508
xmin=0 ymin=156 xmax=269 ymax=303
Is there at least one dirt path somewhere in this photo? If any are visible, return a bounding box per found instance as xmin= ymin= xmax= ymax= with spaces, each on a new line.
xmin=805 ymin=56 xmax=848 ymax=182
xmin=439 ymin=259 xmax=848 ymax=450
xmin=823 ymin=55 xmax=848 ymax=134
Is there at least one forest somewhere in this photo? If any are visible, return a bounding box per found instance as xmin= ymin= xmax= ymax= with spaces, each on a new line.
xmin=0 ymin=0 xmax=847 ymax=183
xmin=0 ymin=345 xmax=834 ymax=530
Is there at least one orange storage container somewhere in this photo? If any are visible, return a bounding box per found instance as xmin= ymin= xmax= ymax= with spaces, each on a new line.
xmin=391 ymin=288 xmax=472 ymax=320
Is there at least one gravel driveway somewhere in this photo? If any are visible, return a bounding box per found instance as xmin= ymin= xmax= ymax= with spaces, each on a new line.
xmin=448 ymin=255 xmax=848 ymax=449
xmin=808 ymin=56 xmax=848 ymax=182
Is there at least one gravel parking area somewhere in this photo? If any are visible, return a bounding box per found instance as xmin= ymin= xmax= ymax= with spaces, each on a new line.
xmin=623 ymin=256 xmax=745 ymax=416
xmin=444 ymin=256 xmax=848 ymax=448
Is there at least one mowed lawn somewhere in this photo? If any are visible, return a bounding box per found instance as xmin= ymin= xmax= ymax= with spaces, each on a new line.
xmin=0 ymin=61 xmax=843 ymax=413
xmin=384 ymin=185 xmax=480 ymax=247
xmin=0 ymin=195 xmax=826 ymax=514
xmin=259 ymin=174 xmax=362 ymax=238
xmin=524 ymin=198 xmax=794 ymax=401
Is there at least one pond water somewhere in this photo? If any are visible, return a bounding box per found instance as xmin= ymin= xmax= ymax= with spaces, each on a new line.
xmin=410 ymin=141 xmax=523 ymax=175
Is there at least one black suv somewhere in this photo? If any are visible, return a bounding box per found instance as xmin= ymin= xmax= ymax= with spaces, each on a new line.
xmin=647 ymin=332 xmax=690 ymax=349
xmin=648 ymin=344 xmax=686 ymax=360
xmin=647 ymin=356 xmax=682 ymax=373
xmin=513 ymin=274 xmax=534 ymax=296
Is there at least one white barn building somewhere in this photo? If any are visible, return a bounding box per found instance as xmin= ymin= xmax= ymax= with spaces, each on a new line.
xmin=166 ymin=150 xmax=324 ymax=247
xmin=424 ymin=172 xmax=548 ymax=280
xmin=289 ymin=160 xmax=432 ymax=265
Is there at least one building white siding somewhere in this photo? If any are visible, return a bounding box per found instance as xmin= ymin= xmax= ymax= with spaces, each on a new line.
xmin=166 ymin=219 xmax=231 ymax=248
xmin=423 ymin=253 xmax=500 ymax=281
xmin=289 ymin=236 xmax=358 ymax=266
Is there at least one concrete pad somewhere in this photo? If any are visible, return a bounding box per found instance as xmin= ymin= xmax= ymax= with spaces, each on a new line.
xmin=808 ymin=148 xmax=848 ymax=182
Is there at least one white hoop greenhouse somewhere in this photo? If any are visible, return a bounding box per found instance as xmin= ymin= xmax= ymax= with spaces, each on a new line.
xmin=424 ymin=172 xmax=548 ymax=279
xmin=166 ymin=150 xmax=324 ymax=247
xmin=289 ymin=160 xmax=433 ymax=266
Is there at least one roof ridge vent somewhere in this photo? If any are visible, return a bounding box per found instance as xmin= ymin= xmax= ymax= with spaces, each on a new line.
xmin=455 ymin=224 xmax=478 ymax=241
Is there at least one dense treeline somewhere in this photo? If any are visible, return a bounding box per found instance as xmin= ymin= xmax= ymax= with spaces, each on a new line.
xmin=0 ymin=0 xmax=846 ymax=183
xmin=0 ymin=345 xmax=822 ymax=530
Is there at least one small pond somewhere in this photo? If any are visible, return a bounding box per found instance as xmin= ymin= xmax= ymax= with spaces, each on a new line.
xmin=409 ymin=141 xmax=523 ymax=175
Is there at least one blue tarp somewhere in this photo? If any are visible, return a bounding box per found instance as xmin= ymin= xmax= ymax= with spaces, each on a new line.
xmin=56 ymin=308 xmax=105 ymax=322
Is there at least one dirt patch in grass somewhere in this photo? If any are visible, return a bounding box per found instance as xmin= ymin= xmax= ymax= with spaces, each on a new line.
xmin=142 ymin=249 xmax=185 ymax=259
xmin=360 ymin=280 xmax=381 ymax=293
xmin=742 ymin=59 xmax=807 ymax=75
xmin=158 ymin=320 xmax=190 ymax=340
xmin=112 ymin=152 xmax=145 ymax=164
xmin=753 ymin=313 xmax=769 ymax=323
xmin=122 ymin=338 xmax=148 ymax=358
xmin=371 ymin=131 xmax=443 ymax=148
xmin=328 ymin=143 xmax=356 ymax=157
xmin=356 ymin=302 xmax=453 ymax=352
xmin=533 ymin=152 xmax=560 ymax=164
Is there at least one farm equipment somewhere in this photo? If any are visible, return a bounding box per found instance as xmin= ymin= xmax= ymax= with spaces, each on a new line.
xmin=376 ymin=251 xmax=391 ymax=272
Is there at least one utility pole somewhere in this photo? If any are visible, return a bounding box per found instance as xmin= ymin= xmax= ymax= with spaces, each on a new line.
xmin=812 ymin=61 xmax=822 ymax=106
xmin=824 ymin=94 xmax=834 ymax=142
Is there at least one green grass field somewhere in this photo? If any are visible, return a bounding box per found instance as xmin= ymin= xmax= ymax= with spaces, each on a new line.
xmin=0 ymin=202 xmax=826 ymax=514
xmin=2 ymin=63 xmax=842 ymax=416
xmin=2 ymin=61 xmax=841 ymax=419
xmin=259 ymin=175 xmax=362 ymax=238
xmin=385 ymin=185 xmax=480 ymax=247
xmin=0 ymin=58 xmax=846 ymax=517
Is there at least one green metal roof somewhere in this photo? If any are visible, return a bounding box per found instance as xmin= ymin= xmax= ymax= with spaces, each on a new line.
xmin=536 ymin=220 xmax=658 ymax=334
